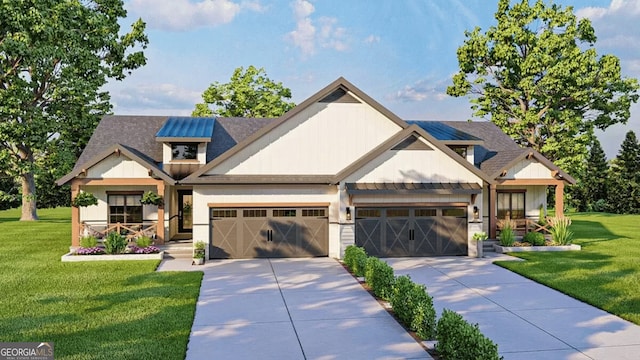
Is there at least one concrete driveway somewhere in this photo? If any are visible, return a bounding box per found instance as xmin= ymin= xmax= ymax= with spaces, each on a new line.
xmin=178 ymin=258 xmax=430 ymax=360
xmin=385 ymin=254 xmax=640 ymax=360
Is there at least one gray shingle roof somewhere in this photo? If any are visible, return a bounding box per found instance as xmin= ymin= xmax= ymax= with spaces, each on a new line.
xmin=74 ymin=115 xmax=168 ymax=171
xmin=74 ymin=115 xmax=275 ymax=174
xmin=438 ymin=121 xmax=525 ymax=176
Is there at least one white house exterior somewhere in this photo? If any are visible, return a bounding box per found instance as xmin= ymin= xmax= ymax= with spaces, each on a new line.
xmin=58 ymin=78 xmax=575 ymax=259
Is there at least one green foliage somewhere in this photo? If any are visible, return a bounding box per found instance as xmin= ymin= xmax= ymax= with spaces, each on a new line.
xmin=136 ymin=236 xmax=153 ymax=248
xmin=606 ymin=131 xmax=640 ymax=214
xmin=79 ymin=235 xmax=98 ymax=248
xmin=364 ymin=257 xmax=395 ymax=300
xmin=548 ymin=217 xmax=574 ymax=245
xmin=436 ymin=309 xmax=502 ymax=360
xmin=447 ymin=0 xmax=639 ymax=175
xmin=574 ymin=139 xmax=609 ymax=212
xmin=538 ymin=204 xmax=546 ymax=224
xmin=193 ymin=241 xmax=206 ymax=259
xmin=523 ymin=231 xmax=545 ymax=246
xmin=140 ymin=191 xmax=163 ymax=206
xmin=193 ymin=66 xmax=296 ymax=118
xmin=0 ymin=1 xmax=148 ymax=219
xmin=473 ymin=232 xmax=488 ymax=241
xmin=498 ymin=219 xmax=516 ymax=246
xmin=0 ymin=208 xmax=202 ymax=359
xmin=343 ymin=245 xmax=368 ymax=277
xmin=71 ymin=192 xmax=98 ymax=207
xmin=389 ymin=275 xmax=437 ymax=340
xmin=103 ymin=231 xmax=127 ymax=254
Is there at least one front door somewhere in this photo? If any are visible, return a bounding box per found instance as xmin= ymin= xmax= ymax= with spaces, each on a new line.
xmin=178 ymin=190 xmax=193 ymax=233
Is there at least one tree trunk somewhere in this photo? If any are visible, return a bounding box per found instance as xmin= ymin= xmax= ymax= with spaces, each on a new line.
xmin=20 ymin=172 xmax=39 ymax=221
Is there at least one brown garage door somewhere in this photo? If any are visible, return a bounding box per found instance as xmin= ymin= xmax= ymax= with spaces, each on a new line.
xmin=355 ymin=207 xmax=467 ymax=257
xmin=210 ymin=207 xmax=329 ymax=259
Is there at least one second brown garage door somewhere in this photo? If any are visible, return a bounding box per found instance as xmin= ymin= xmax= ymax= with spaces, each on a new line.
xmin=355 ymin=207 xmax=467 ymax=257
xmin=210 ymin=207 xmax=329 ymax=259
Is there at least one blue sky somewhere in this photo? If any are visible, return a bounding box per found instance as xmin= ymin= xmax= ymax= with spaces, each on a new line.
xmin=107 ymin=0 xmax=640 ymax=158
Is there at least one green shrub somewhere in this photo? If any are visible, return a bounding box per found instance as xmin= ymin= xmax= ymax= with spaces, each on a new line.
xmin=104 ymin=231 xmax=127 ymax=254
xmin=390 ymin=275 xmax=437 ymax=340
xmin=390 ymin=275 xmax=414 ymax=325
xmin=136 ymin=236 xmax=153 ymax=248
xmin=365 ymin=257 xmax=395 ymax=300
xmin=411 ymin=290 xmax=436 ymax=340
xmin=498 ymin=219 xmax=516 ymax=246
xmin=436 ymin=309 xmax=502 ymax=360
xmin=79 ymin=235 xmax=98 ymax=248
xmin=344 ymin=245 xmax=368 ymax=277
xmin=523 ymin=231 xmax=545 ymax=246
xmin=548 ymin=216 xmax=574 ymax=245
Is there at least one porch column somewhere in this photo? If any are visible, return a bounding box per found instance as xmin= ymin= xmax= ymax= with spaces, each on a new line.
xmin=156 ymin=181 xmax=165 ymax=244
xmin=555 ymin=182 xmax=565 ymax=217
xmin=489 ymin=184 xmax=497 ymax=239
xmin=71 ymin=180 xmax=80 ymax=247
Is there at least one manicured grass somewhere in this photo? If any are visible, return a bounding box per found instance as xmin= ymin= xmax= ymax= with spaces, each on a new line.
xmin=495 ymin=213 xmax=640 ymax=324
xmin=0 ymin=208 xmax=202 ymax=360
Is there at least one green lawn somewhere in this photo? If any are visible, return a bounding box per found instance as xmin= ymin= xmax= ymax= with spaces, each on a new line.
xmin=0 ymin=208 xmax=202 ymax=360
xmin=495 ymin=212 xmax=640 ymax=324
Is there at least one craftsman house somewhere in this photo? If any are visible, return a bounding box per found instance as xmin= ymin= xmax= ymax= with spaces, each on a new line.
xmin=57 ymin=77 xmax=574 ymax=258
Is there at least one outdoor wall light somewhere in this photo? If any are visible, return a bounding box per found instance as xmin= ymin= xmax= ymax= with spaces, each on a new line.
xmin=473 ymin=206 xmax=479 ymax=220
xmin=346 ymin=207 xmax=352 ymax=221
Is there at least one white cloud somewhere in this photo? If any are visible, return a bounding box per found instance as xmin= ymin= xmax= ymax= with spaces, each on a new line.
xmin=575 ymin=0 xmax=640 ymax=77
xmin=285 ymin=0 xmax=349 ymax=57
xmin=127 ymin=0 xmax=262 ymax=31
xmin=364 ymin=35 xmax=380 ymax=44
xmin=392 ymin=78 xmax=451 ymax=103
xmin=111 ymin=83 xmax=202 ymax=114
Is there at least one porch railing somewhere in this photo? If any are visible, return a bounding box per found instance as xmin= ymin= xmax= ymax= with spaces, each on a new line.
xmin=79 ymin=222 xmax=157 ymax=242
xmin=497 ymin=217 xmax=552 ymax=235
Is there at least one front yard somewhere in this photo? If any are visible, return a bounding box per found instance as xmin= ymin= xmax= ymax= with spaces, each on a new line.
xmin=0 ymin=208 xmax=202 ymax=360
xmin=496 ymin=212 xmax=640 ymax=325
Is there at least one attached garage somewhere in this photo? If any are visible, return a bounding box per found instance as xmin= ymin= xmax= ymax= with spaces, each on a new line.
xmin=209 ymin=206 xmax=329 ymax=259
xmin=355 ymin=206 xmax=468 ymax=257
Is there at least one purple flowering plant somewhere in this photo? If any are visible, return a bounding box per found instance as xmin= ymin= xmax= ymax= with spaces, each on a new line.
xmin=75 ymin=247 xmax=106 ymax=255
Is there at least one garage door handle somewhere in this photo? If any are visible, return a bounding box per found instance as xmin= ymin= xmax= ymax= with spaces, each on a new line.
xmin=409 ymin=229 xmax=414 ymax=240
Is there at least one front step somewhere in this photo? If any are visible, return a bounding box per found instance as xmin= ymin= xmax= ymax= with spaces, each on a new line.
xmin=482 ymin=240 xmax=499 ymax=253
xmin=159 ymin=242 xmax=193 ymax=259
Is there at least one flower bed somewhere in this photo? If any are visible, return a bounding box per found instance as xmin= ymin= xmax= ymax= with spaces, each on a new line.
xmin=61 ymin=245 xmax=164 ymax=262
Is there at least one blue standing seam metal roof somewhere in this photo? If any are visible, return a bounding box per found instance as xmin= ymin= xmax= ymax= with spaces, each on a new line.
xmin=407 ymin=120 xmax=482 ymax=142
xmin=155 ymin=117 xmax=215 ymax=139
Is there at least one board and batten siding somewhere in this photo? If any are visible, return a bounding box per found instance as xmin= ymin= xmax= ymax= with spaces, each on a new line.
xmin=193 ymin=185 xmax=342 ymax=257
xmin=503 ymin=158 xmax=553 ymax=179
xmin=85 ymin=154 xmax=151 ymax=178
xmin=206 ymin=102 xmax=403 ymax=175
xmin=344 ymin=140 xmax=484 ymax=185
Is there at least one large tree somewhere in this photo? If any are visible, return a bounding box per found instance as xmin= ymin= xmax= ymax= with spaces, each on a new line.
xmin=447 ymin=0 xmax=639 ymax=174
xmin=193 ymin=66 xmax=295 ymax=118
xmin=607 ymin=131 xmax=640 ymax=214
xmin=573 ymin=138 xmax=608 ymax=212
xmin=0 ymin=0 xmax=148 ymax=220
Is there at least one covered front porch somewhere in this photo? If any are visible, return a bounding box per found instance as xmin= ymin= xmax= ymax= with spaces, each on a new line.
xmin=487 ymin=179 xmax=568 ymax=239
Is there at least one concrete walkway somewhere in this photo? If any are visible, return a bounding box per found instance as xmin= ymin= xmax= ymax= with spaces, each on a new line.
xmin=385 ymin=254 xmax=640 ymax=360
xmin=159 ymin=257 xmax=430 ymax=360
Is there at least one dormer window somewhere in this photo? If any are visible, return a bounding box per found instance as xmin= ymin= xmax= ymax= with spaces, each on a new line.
xmin=449 ymin=145 xmax=467 ymax=158
xmin=172 ymin=143 xmax=198 ymax=160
